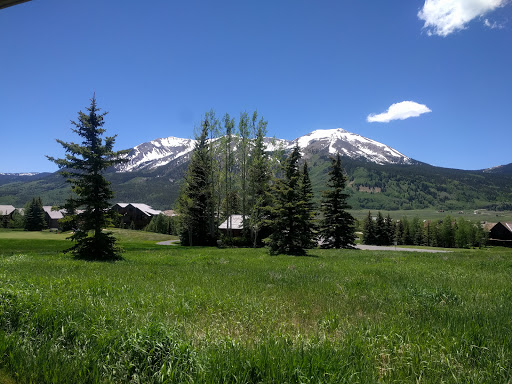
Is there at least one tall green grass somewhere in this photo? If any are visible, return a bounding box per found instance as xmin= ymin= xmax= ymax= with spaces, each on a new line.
xmin=1 ymin=230 xmax=511 ymax=382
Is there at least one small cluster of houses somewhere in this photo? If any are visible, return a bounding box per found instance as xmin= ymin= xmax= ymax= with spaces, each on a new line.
xmin=0 ymin=203 xmax=177 ymax=231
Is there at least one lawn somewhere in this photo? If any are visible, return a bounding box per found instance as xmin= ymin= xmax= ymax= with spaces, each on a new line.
xmin=1 ymin=229 xmax=511 ymax=383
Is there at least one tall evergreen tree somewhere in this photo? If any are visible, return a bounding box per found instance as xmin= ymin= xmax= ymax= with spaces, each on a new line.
xmin=221 ymin=113 xmax=236 ymax=241
xmin=24 ymin=197 xmax=46 ymax=231
xmin=266 ymin=146 xmax=309 ymax=255
xmin=248 ymin=115 xmax=272 ymax=247
xmin=384 ymin=214 xmax=395 ymax=246
xmin=374 ymin=211 xmax=386 ymax=246
xmin=298 ymin=161 xmax=317 ymax=249
xmin=319 ymin=154 xmax=356 ymax=249
xmin=362 ymin=211 xmax=376 ymax=245
xmin=237 ymin=111 xmax=252 ymax=232
xmin=177 ymin=116 xmax=216 ymax=246
xmin=47 ymin=96 xmax=128 ymax=260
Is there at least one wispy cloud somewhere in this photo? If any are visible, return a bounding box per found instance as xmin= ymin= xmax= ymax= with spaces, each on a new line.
xmin=418 ymin=0 xmax=508 ymax=36
xmin=367 ymin=101 xmax=432 ymax=123
xmin=484 ymin=18 xmax=504 ymax=29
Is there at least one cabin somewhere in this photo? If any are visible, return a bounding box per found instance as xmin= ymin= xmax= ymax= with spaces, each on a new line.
xmin=218 ymin=215 xmax=245 ymax=237
xmin=488 ymin=222 xmax=512 ymax=247
xmin=0 ymin=205 xmax=15 ymax=227
xmin=43 ymin=206 xmax=65 ymax=230
xmin=112 ymin=203 xmax=162 ymax=229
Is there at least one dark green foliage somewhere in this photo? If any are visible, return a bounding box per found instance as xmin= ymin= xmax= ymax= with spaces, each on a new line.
xmin=364 ymin=211 xmax=487 ymax=248
xmin=266 ymin=146 xmax=315 ymax=255
xmin=298 ymin=162 xmax=317 ymax=249
xmin=248 ymin=115 xmax=272 ymax=247
xmin=9 ymin=209 xmax=25 ymax=229
xmin=177 ymin=114 xmax=217 ymax=246
xmin=362 ymin=211 xmax=375 ymax=245
xmin=319 ymin=154 xmax=355 ymax=249
xmin=144 ymin=214 xmax=177 ymax=235
xmin=24 ymin=197 xmax=46 ymax=231
xmin=47 ymin=96 xmax=128 ymax=260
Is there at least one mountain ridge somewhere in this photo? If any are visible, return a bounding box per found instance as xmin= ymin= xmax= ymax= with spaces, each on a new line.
xmin=113 ymin=128 xmax=416 ymax=173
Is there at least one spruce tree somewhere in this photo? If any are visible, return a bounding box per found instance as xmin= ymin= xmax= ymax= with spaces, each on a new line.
xmin=362 ymin=211 xmax=375 ymax=245
xmin=266 ymin=146 xmax=309 ymax=255
xmin=384 ymin=214 xmax=395 ymax=246
xmin=177 ymin=116 xmax=216 ymax=246
xmin=298 ymin=161 xmax=317 ymax=249
xmin=319 ymin=154 xmax=356 ymax=249
xmin=24 ymin=197 xmax=46 ymax=231
xmin=248 ymin=115 xmax=272 ymax=247
xmin=47 ymin=96 xmax=128 ymax=260
xmin=374 ymin=211 xmax=386 ymax=246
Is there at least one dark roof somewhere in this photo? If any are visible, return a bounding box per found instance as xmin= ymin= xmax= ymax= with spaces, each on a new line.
xmin=0 ymin=0 xmax=31 ymax=10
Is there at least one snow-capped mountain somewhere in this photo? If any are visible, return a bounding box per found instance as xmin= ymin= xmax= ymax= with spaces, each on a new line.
xmin=115 ymin=128 xmax=413 ymax=172
xmin=117 ymin=137 xmax=196 ymax=172
xmin=288 ymin=128 xmax=413 ymax=165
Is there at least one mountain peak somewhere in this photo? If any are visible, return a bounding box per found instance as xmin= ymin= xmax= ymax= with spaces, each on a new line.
xmin=289 ymin=128 xmax=412 ymax=165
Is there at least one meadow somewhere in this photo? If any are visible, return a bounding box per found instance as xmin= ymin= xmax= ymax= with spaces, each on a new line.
xmin=1 ymin=229 xmax=511 ymax=383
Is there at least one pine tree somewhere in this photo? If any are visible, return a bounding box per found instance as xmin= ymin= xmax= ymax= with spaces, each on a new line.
xmin=298 ymin=161 xmax=317 ymax=249
xmin=374 ymin=211 xmax=386 ymax=246
xmin=266 ymin=146 xmax=309 ymax=255
xmin=362 ymin=211 xmax=375 ymax=245
xmin=384 ymin=214 xmax=395 ymax=246
xmin=221 ymin=113 xmax=236 ymax=242
xmin=24 ymin=197 xmax=46 ymax=231
xmin=47 ymin=96 xmax=128 ymax=260
xmin=177 ymin=116 xmax=216 ymax=246
xmin=248 ymin=115 xmax=272 ymax=247
xmin=237 ymin=111 xmax=252 ymax=234
xmin=319 ymin=154 xmax=355 ymax=249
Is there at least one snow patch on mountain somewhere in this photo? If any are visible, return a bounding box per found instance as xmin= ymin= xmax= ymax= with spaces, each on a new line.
xmin=117 ymin=137 xmax=196 ymax=172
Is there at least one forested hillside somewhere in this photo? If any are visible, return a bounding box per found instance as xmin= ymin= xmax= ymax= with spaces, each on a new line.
xmin=1 ymin=154 xmax=511 ymax=211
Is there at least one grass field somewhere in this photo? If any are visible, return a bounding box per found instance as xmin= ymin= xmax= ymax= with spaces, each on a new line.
xmin=1 ymin=229 xmax=512 ymax=383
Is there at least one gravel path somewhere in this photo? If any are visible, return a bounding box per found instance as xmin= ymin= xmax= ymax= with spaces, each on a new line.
xmin=356 ymin=244 xmax=450 ymax=253
xmin=156 ymin=240 xmax=180 ymax=246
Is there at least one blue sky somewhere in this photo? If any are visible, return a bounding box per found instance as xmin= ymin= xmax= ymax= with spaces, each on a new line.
xmin=1 ymin=0 xmax=511 ymax=172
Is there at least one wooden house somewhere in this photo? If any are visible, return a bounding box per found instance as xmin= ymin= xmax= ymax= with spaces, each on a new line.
xmin=0 ymin=205 xmax=15 ymax=227
xmin=112 ymin=203 xmax=162 ymax=229
xmin=489 ymin=222 xmax=512 ymax=246
xmin=43 ymin=206 xmax=65 ymax=230
xmin=218 ymin=215 xmax=245 ymax=237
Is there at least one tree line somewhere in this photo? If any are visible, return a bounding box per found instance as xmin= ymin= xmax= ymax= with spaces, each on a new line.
xmin=177 ymin=110 xmax=357 ymax=255
xmin=362 ymin=211 xmax=488 ymax=248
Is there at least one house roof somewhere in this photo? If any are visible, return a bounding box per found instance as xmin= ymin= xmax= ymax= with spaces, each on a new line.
xmin=162 ymin=209 xmax=177 ymax=217
xmin=482 ymin=222 xmax=497 ymax=232
xmin=219 ymin=214 xmax=245 ymax=230
xmin=115 ymin=203 xmax=161 ymax=217
xmin=0 ymin=0 xmax=31 ymax=10
xmin=43 ymin=206 xmax=64 ymax=220
xmin=502 ymin=222 xmax=512 ymax=233
xmin=0 ymin=205 xmax=15 ymax=215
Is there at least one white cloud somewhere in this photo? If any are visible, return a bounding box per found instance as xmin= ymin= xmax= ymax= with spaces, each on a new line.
xmin=367 ymin=101 xmax=432 ymax=123
xmin=418 ymin=0 xmax=508 ymax=36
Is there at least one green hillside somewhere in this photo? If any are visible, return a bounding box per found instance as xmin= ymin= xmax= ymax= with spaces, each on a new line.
xmin=1 ymin=156 xmax=511 ymax=211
